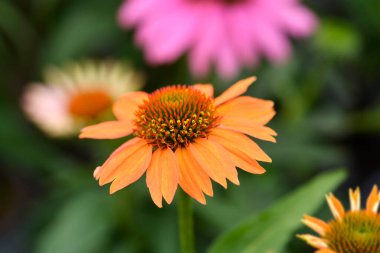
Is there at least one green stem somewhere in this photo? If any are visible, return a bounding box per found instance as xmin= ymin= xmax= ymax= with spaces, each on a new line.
xmin=178 ymin=189 xmax=196 ymax=253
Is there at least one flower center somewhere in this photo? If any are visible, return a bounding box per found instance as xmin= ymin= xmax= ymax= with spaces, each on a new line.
xmin=68 ymin=90 xmax=112 ymax=118
xmin=325 ymin=211 xmax=380 ymax=253
xmin=133 ymin=86 xmax=219 ymax=150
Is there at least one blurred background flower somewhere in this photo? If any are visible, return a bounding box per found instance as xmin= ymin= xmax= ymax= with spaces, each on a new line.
xmin=22 ymin=60 xmax=143 ymax=137
xmin=119 ymin=0 xmax=317 ymax=79
xmin=0 ymin=0 xmax=380 ymax=253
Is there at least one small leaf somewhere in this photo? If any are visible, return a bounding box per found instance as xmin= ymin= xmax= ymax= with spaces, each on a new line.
xmin=207 ymin=169 xmax=346 ymax=253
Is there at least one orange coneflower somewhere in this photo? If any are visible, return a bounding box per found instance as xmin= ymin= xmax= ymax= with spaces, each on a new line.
xmin=22 ymin=60 xmax=143 ymax=137
xmin=298 ymin=185 xmax=380 ymax=253
xmin=80 ymin=77 xmax=276 ymax=207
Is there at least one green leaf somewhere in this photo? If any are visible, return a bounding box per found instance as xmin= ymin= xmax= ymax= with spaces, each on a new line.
xmin=314 ymin=19 xmax=361 ymax=60
xmin=34 ymin=191 xmax=114 ymax=253
xmin=207 ymin=169 xmax=347 ymax=253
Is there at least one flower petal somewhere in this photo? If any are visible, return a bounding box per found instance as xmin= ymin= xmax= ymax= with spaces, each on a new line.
xmin=349 ymin=187 xmax=361 ymax=211
xmin=315 ymin=249 xmax=335 ymax=253
xmin=210 ymin=128 xmax=272 ymax=163
xmin=219 ymin=117 xmax=277 ymax=143
xmin=302 ymin=215 xmax=329 ymax=236
xmin=146 ymin=148 xmax=179 ymax=207
xmin=189 ymin=139 xmax=239 ymax=188
xmin=109 ymin=142 xmax=152 ymax=194
xmin=96 ymin=138 xmax=146 ymax=185
xmin=112 ymin=91 xmax=148 ymax=121
xmin=214 ymin=76 xmax=257 ymax=106
xmin=79 ymin=121 xmax=133 ymax=139
xmin=176 ymin=147 xmax=213 ymax=203
xmin=366 ymin=185 xmax=380 ymax=213
xmin=217 ymin=96 xmax=275 ymax=125
xmin=192 ymin=83 xmax=214 ymax=97
xmin=297 ymin=234 xmax=328 ymax=249
xmin=326 ymin=193 xmax=345 ymax=220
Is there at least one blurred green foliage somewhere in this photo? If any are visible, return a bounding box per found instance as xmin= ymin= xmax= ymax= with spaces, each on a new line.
xmin=0 ymin=0 xmax=380 ymax=253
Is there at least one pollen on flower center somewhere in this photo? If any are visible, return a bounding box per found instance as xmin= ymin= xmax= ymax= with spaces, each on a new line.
xmin=69 ymin=89 xmax=112 ymax=118
xmin=133 ymin=86 xmax=219 ymax=150
xmin=325 ymin=211 xmax=380 ymax=253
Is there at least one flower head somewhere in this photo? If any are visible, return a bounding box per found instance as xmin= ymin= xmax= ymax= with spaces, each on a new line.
xmin=22 ymin=60 xmax=143 ymax=137
xmin=118 ymin=0 xmax=317 ymax=79
xmin=80 ymin=77 xmax=276 ymax=207
xmin=298 ymin=185 xmax=380 ymax=253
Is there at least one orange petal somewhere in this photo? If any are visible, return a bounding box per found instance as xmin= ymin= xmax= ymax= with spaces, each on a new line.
xmin=214 ymin=76 xmax=257 ymax=106
xmin=297 ymin=234 xmax=328 ymax=249
xmin=302 ymin=215 xmax=329 ymax=236
xmin=146 ymin=151 xmax=163 ymax=208
xmin=326 ymin=193 xmax=345 ymax=220
xmin=217 ymin=96 xmax=275 ymax=125
xmin=366 ymin=185 xmax=380 ymax=213
xmin=192 ymin=83 xmax=214 ymax=97
xmin=146 ymin=148 xmax=179 ymax=207
xmin=79 ymin=120 xmax=133 ymax=139
xmin=97 ymin=138 xmax=146 ymax=185
xmin=209 ymin=135 xmax=265 ymax=174
xmin=93 ymin=166 xmax=101 ymax=180
xmin=315 ymin=249 xmax=335 ymax=253
xmin=112 ymin=91 xmax=148 ymax=121
xmin=210 ymin=128 xmax=272 ymax=163
xmin=349 ymin=187 xmax=361 ymax=211
xmin=176 ymin=147 xmax=213 ymax=202
xmin=189 ymin=139 xmax=239 ymax=188
xmin=219 ymin=118 xmax=277 ymax=142
xmin=109 ymin=142 xmax=152 ymax=194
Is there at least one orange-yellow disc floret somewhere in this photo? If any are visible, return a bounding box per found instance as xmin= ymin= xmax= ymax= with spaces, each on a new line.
xmin=134 ymin=86 xmax=219 ymax=150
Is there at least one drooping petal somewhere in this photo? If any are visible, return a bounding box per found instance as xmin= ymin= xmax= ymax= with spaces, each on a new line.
xmin=214 ymin=76 xmax=257 ymax=106
xmin=277 ymin=5 xmax=318 ymax=37
xmin=109 ymin=143 xmax=152 ymax=194
xmin=79 ymin=120 xmax=133 ymax=139
xmin=188 ymin=5 xmax=223 ymax=78
xmin=112 ymin=91 xmax=148 ymax=121
xmin=366 ymin=185 xmax=380 ymax=213
xmin=326 ymin=193 xmax=345 ymax=220
xmin=349 ymin=187 xmax=361 ymax=211
xmin=96 ymin=138 xmax=146 ymax=185
xmin=297 ymin=234 xmax=328 ymax=249
xmin=137 ymin=3 xmax=198 ymax=64
xmin=219 ymin=118 xmax=277 ymax=142
xmin=192 ymin=84 xmax=214 ymax=97
xmin=302 ymin=215 xmax=329 ymax=236
xmin=175 ymin=147 xmax=214 ymax=204
xmin=210 ymin=128 xmax=272 ymax=162
xmin=209 ymin=130 xmax=267 ymax=174
xmin=189 ymin=139 xmax=239 ymax=188
xmin=146 ymin=148 xmax=179 ymax=207
xmin=217 ymin=96 xmax=275 ymax=125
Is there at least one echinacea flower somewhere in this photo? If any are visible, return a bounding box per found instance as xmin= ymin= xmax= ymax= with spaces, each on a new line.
xmin=298 ymin=185 xmax=380 ymax=253
xmin=22 ymin=60 xmax=143 ymax=137
xmin=80 ymin=77 xmax=276 ymax=207
xmin=118 ymin=0 xmax=317 ymax=79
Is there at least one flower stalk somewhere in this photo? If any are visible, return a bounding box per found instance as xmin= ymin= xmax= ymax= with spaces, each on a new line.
xmin=178 ymin=189 xmax=196 ymax=253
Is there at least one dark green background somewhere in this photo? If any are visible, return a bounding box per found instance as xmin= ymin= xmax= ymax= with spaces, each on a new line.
xmin=1 ymin=0 xmax=379 ymax=252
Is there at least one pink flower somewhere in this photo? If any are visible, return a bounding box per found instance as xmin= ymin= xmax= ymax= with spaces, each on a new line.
xmin=118 ymin=0 xmax=317 ymax=80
